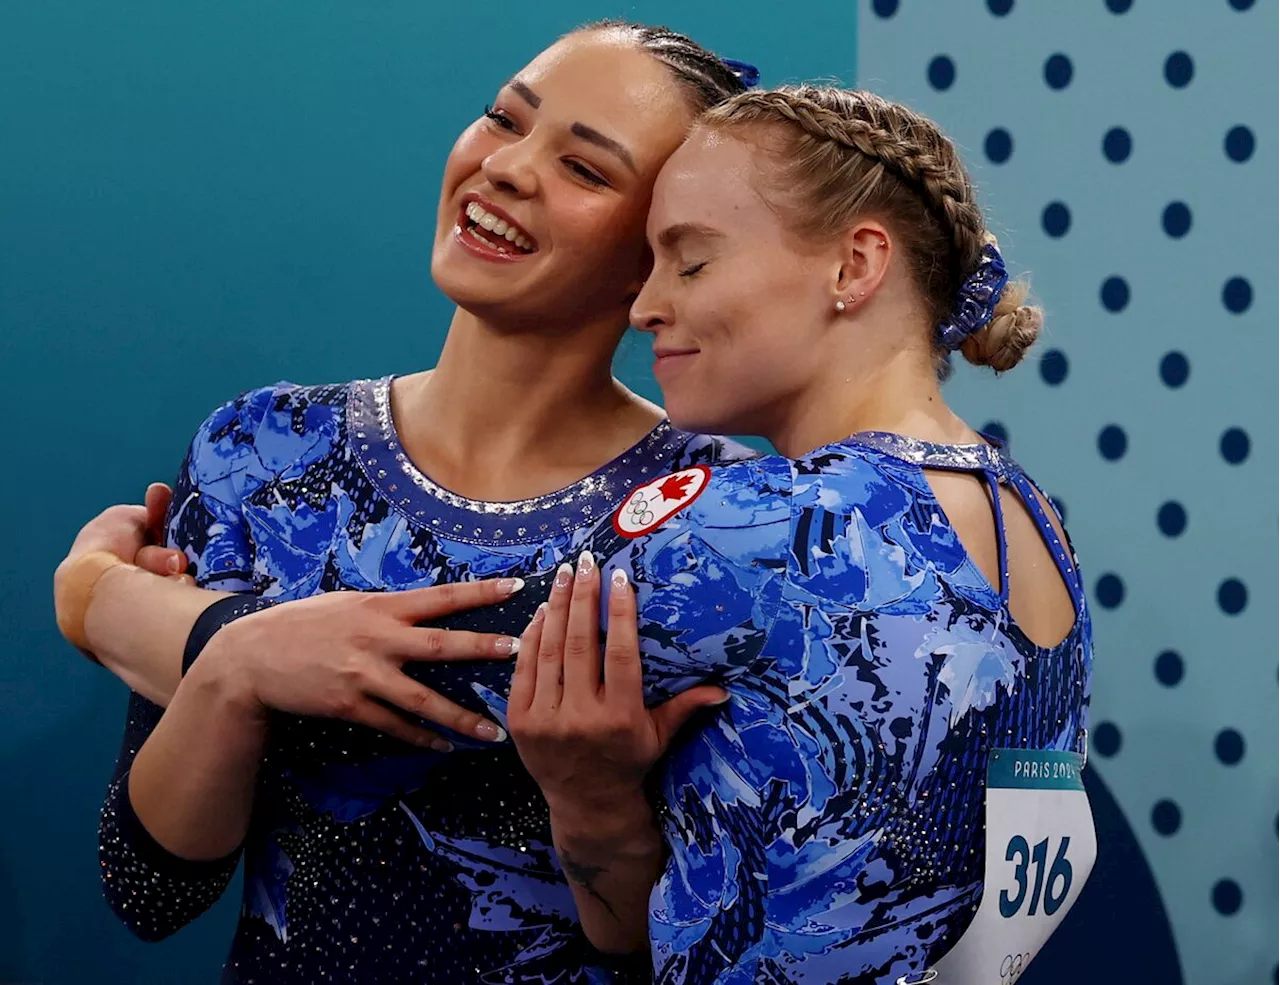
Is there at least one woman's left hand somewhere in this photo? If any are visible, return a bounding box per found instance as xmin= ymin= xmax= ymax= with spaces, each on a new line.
xmin=507 ymin=551 xmax=728 ymax=818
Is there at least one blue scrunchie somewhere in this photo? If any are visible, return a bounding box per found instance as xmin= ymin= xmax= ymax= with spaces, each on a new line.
xmin=723 ymin=58 xmax=761 ymax=88
xmin=936 ymin=243 xmax=1009 ymax=350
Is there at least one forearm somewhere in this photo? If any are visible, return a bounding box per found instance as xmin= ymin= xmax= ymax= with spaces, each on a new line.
xmin=128 ymin=657 xmax=267 ymax=860
xmin=79 ymin=563 xmax=231 ymax=706
xmin=548 ymin=790 xmax=664 ymax=955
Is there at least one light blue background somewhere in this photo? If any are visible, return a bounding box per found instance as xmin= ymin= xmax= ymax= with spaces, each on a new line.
xmin=858 ymin=2 xmax=1276 ymax=982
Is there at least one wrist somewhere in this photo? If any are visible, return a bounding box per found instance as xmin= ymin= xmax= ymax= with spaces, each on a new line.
xmin=183 ymin=626 xmax=266 ymax=724
xmin=547 ymin=787 xmax=658 ymax=853
xmin=55 ymin=551 xmax=131 ymax=653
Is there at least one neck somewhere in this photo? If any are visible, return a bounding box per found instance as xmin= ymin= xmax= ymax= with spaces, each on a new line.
xmin=393 ymin=307 xmax=663 ymax=491
xmin=767 ymin=333 xmax=976 ymax=459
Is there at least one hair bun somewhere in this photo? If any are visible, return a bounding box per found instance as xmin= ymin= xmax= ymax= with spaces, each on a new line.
xmin=958 ymin=280 xmax=1043 ymax=372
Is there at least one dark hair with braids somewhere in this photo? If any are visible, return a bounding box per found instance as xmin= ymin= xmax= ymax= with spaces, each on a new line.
xmin=575 ymin=20 xmax=748 ymax=113
xmin=701 ymin=85 xmax=1042 ymax=374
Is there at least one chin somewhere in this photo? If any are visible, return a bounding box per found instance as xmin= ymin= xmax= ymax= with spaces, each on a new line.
xmin=662 ymin=397 xmax=739 ymax=437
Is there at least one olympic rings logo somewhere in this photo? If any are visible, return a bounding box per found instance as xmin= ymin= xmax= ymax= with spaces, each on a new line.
xmin=1000 ymin=952 xmax=1032 ymax=984
xmin=624 ymin=493 xmax=656 ymax=527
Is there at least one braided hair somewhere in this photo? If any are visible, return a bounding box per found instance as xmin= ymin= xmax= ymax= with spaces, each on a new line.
xmin=577 ymin=20 xmax=748 ymax=113
xmin=702 ymin=85 xmax=1042 ymax=373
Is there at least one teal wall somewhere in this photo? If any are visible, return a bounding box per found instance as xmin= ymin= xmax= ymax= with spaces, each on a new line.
xmin=0 ymin=3 xmax=854 ymax=982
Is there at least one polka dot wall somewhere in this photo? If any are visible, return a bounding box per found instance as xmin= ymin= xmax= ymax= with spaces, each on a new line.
xmin=859 ymin=2 xmax=1276 ymax=983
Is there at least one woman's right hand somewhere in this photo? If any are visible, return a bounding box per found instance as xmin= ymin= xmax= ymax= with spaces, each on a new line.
xmin=197 ymin=580 xmax=526 ymax=751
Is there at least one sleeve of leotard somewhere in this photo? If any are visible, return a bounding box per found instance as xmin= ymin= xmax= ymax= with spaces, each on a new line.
xmin=603 ymin=456 xmax=794 ymax=704
xmin=97 ymin=388 xmax=288 ymax=940
xmin=97 ymin=594 xmax=281 ymax=940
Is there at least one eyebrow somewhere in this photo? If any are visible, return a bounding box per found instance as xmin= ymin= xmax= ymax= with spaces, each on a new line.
xmin=656 ymin=222 xmax=724 ymax=251
xmin=502 ymin=79 xmax=637 ymax=175
xmin=507 ymin=80 xmax=541 ymax=108
xmin=570 ymin=123 xmax=637 ymax=174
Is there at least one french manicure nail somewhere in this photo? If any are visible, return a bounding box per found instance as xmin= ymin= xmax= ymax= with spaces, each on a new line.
xmin=554 ymin=563 xmax=573 ymax=590
xmin=167 ymin=555 xmax=181 ymax=574
xmin=611 ymin=568 xmax=629 ymax=593
xmin=576 ymin=550 xmax=595 ymax=579
xmin=496 ymin=636 xmax=520 ymax=655
xmin=499 ymin=577 xmax=525 ymax=596
xmin=430 ymin=738 xmax=454 ymax=753
xmin=474 ymin=721 xmax=508 ymax=742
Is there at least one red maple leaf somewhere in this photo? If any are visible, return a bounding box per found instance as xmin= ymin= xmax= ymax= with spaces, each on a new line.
xmin=656 ymin=473 xmax=694 ymax=502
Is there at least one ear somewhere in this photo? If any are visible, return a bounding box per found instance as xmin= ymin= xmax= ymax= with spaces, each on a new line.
xmin=830 ymin=221 xmax=891 ymax=311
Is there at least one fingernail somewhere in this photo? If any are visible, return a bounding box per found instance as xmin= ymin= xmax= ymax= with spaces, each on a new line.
xmin=576 ymin=550 xmax=595 ymax=579
xmin=429 ymin=738 xmax=454 ymax=753
xmin=474 ymin=721 xmax=507 ymax=742
xmin=496 ymin=636 xmax=520 ymax=655
xmin=611 ymin=568 xmax=629 ymax=594
xmin=711 ymin=695 xmax=732 ymax=706
xmin=499 ymin=577 xmax=525 ymax=596
xmin=554 ymin=563 xmax=573 ymax=590
xmin=166 ymin=555 xmax=181 ymax=575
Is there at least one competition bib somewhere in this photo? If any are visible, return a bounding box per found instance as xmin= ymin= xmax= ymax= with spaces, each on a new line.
xmin=927 ymin=748 xmax=1097 ymax=985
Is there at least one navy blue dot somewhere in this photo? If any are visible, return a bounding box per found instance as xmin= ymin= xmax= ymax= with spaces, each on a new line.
xmin=1041 ymin=202 xmax=1071 ymax=237
xmin=1228 ymin=0 xmax=1255 ymax=9
xmin=1100 ymin=276 xmax=1129 ymax=312
xmin=1049 ymin=497 xmax=1067 ymax=522
xmin=1162 ymin=202 xmax=1192 ymax=238
xmin=1224 ymin=125 xmax=1254 ymax=162
xmin=1093 ymin=722 xmax=1122 ymax=757
xmin=1164 ymin=51 xmax=1194 ymax=88
xmin=984 ymin=127 xmax=1013 ymax=163
xmin=872 ymin=0 xmax=899 ymax=16
xmin=1217 ymin=578 xmax=1247 ymax=615
xmin=1151 ymin=800 xmax=1182 ymax=836
xmin=928 ymin=55 xmax=956 ymax=91
xmin=1212 ymin=879 xmax=1242 ymax=915
xmin=1105 ymin=0 xmax=1133 ymax=11
xmin=1220 ymin=427 xmax=1250 ymax=464
xmin=981 ymin=421 xmax=1008 ymax=444
xmin=1098 ymin=424 xmax=1127 ymax=460
xmin=987 ymin=0 xmax=1014 ymax=13
xmin=1154 ymin=650 xmax=1184 ymax=686
xmin=1095 ymin=573 xmax=1125 ymax=609
xmin=1222 ymin=277 xmax=1252 ymax=313
xmin=1157 ymin=501 xmax=1186 ymax=537
xmin=1040 ymin=349 xmax=1069 ymax=385
xmin=1215 ymin=728 xmax=1245 ymax=764
xmin=1159 ymin=351 xmax=1189 ymax=388
xmin=1044 ymin=53 xmax=1073 ymax=89
xmin=1103 ymin=127 xmax=1132 ymax=163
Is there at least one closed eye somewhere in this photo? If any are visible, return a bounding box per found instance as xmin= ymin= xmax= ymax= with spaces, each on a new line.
xmin=566 ymin=160 xmax=608 ymax=187
xmin=679 ymin=261 xmax=707 ymax=278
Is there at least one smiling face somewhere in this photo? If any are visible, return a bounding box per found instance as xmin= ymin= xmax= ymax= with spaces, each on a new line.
xmin=631 ymin=128 xmax=842 ymax=435
xmin=431 ymin=31 xmax=695 ymax=330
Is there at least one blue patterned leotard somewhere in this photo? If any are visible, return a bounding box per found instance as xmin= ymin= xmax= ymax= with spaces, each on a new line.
xmin=98 ymin=377 xmax=751 ymax=984
xmin=99 ymin=378 xmax=1091 ymax=985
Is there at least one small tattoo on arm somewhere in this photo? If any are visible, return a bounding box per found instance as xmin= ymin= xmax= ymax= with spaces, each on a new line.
xmin=559 ymin=849 xmax=618 ymax=921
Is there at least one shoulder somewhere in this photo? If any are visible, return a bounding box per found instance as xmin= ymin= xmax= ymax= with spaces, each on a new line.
xmin=664 ymin=428 xmax=761 ymax=469
xmin=184 ymin=379 xmax=355 ymax=499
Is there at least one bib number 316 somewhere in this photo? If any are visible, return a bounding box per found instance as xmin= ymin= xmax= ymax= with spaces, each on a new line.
xmin=931 ymin=749 xmax=1096 ymax=983
xmin=999 ymin=835 xmax=1072 ymax=918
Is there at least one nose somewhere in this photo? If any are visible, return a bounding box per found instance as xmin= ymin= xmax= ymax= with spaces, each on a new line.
xmin=630 ymin=276 xmax=673 ymax=334
xmin=481 ymin=140 xmax=539 ymax=199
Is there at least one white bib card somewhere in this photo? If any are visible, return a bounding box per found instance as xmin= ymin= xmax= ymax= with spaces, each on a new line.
xmin=928 ymin=748 xmax=1097 ymax=985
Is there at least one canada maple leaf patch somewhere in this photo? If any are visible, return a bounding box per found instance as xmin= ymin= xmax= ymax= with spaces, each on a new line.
xmin=612 ymin=465 xmax=712 ymax=538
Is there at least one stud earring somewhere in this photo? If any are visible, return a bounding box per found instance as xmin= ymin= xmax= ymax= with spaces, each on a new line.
xmin=835 ymin=300 xmax=846 ymax=313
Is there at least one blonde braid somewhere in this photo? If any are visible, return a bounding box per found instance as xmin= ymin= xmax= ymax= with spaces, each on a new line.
xmin=700 ymin=85 xmax=1043 ymax=373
